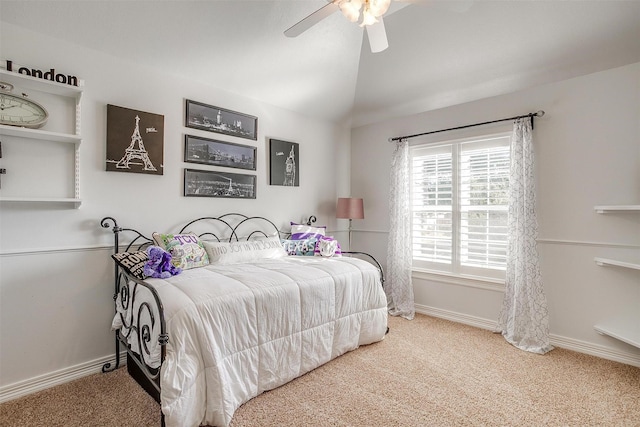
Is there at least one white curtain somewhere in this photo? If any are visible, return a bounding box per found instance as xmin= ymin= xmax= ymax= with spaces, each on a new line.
xmin=496 ymin=118 xmax=553 ymax=354
xmin=386 ymin=139 xmax=414 ymax=320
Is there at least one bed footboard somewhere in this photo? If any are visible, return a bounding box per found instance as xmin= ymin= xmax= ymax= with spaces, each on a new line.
xmin=100 ymin=217 xmax=167 ymax=402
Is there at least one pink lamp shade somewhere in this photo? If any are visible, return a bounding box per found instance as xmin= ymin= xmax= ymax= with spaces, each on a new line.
xmin=336 ymin=198 xmax=364 ymax=220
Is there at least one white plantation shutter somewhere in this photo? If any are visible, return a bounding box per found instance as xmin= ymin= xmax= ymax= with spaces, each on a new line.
xmin=411 ymin=147 xmax=453 ymax=264
xmin=411 ymin=134 xmax=510 ymax=279
xmin=460 ymin=141 xmax=510 ymax=270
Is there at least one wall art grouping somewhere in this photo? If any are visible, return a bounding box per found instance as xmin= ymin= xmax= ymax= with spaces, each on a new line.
xmin=185 ymin=99 xmax=258 ymax=141
xmin=106 ymin=104 xmax=164 ymax=175
xmin=105 ymin=99 xmax=301 ymax=196
xmin=269 ymin=138 xmax=299 ymax=187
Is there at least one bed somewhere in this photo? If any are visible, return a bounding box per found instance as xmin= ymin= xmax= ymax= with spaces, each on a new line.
xmin=100 ymin=214 xmax=388 ymax=427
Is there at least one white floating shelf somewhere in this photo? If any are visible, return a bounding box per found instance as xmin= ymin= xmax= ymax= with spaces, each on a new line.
xmin=594 ymin=205 xmax=640 ymax=213
xmin=0 ymin=197 xmax=82 ymax=207
xmin=595 ymin=317 xmax=640 ymax=349
xmin=0 ymin=69 xmax=82 ymax=97
xmin=0 ymin=124 xmax=81 ymax=144
xmin=594 ymin=257 xmax=640 ymax=271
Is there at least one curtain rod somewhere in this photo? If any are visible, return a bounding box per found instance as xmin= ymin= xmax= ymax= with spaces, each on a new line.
xmin=388 ymin=110 xmax=545 ymax=142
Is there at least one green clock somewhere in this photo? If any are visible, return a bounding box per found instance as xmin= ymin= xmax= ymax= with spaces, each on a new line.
xmin=0 ymin=82 xmax=49 ymax=129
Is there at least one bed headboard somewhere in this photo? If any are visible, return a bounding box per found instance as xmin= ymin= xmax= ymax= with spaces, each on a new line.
xmin=100 ymin=213 xmax=317 ymax=252
xmin=178 ymin=214 xmax=283 ymax=242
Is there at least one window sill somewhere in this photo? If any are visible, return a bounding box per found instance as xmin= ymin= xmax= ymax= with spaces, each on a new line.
xmin=412 ymin=268 xmax=505 ymax=292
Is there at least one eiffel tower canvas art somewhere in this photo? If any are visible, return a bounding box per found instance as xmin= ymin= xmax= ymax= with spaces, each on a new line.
xmin=106 ymin=105 xmax=164 ymax=175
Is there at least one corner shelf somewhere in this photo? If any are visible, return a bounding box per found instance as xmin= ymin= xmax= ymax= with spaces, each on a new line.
xmin=593 ymin=204 xmax=640 ymax=349
xmin=0 ymin=69 xmax=82 ymax=208
xmin=594 ymin=205 xmax=640 ymax=213
xmin=594 ymin=317 xmax=640 ymax=349
xmin=594 ymin=257 xmax=640 ymax=271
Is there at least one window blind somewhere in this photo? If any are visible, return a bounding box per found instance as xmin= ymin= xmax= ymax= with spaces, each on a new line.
xmin=411 ymin=134 xmax=510 ymax=278
xmin=411 ymin=148 xmax=453 ymax=264
xmin=459 ymin=142 xmax=509 ymax=270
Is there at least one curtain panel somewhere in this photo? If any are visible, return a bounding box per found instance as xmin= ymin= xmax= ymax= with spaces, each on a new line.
xmin=496 ymin=118 xmax=553 ymax=354
xmin=386 ymin=139 xmax=415 ymax=320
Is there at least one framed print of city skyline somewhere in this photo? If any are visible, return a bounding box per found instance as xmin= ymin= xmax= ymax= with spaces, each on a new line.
xmin=184 ymin=134 xmax=256 ymax=171
xmin=184 ymin=168 xmax=256 ymax=199
xmin=185 ymin=99 xmax=257 ymax=141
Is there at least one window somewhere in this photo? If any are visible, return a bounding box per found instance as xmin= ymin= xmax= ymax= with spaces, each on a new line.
xmin=410 ymin=133 xmax=510 ymax=280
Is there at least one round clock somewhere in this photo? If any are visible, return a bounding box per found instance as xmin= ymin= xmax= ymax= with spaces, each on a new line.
xmin=0 ymin=84 xmax=49 ymax=129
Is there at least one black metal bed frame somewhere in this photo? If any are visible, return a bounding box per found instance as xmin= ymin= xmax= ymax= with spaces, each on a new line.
xmin=100 ymin=213 xmax=386 ymax=415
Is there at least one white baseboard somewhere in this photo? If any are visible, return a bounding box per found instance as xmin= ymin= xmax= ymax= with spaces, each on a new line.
xmin=415 ymin=304 xmax=498 ymax=331
xmin=549 ymin=333 xmax=640 ymax=368
xmin=0 ymin=352 xmax=127 ymax=404
xmin=415 ymin=304 xmax=640 ymax=368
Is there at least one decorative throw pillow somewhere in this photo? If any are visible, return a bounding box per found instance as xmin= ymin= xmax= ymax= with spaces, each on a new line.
xmin=281 ymin=237 xmax=318 ymax=256
xmin=290 ymin=222 xmax=326 ymax=240
xmin=203 ymin=236 xmax=287 ymax=265
xmin=152 ymin=232 xmax=210 ymax=270
xmin=314 ymin=236 xmax=342 ymax=257
xmin=111 ymin=250 xmax=148 ymax=279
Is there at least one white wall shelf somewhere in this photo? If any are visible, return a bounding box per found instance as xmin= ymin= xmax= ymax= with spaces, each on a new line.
xmin=593 ymin=205 xmax=639 ymax=349
xmin=0 ymin=69 xmax=82 ymax=97
xmin=594 ymin=257 xmax=640 ymax=271
xmin=594 ymin=205 xmax=640 ymax=213
xmin=0 ymin=70 xmax=82 ymax=207
xmin=0 ymin=125 xmax=81 ymax=145
xmin=594 ymin=318 xmax=640 ymax=349
xmin=0 ymin=196 xmax=82 ymax=208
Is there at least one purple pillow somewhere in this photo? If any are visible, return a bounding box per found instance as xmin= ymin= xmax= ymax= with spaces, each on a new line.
xmin=290 ymin=222 xmax=326 ymax=240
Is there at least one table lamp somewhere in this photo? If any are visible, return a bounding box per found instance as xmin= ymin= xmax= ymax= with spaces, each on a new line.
xmin=336 ymin=197 xmax=364 ymax=250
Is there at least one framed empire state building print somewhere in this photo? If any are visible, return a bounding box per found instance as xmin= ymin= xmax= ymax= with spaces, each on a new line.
xmin=269 ymin=139 xmax=299 ymax=187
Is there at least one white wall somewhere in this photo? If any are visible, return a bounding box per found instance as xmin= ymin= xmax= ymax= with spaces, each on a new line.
xmin=0 ymin=23 xmax=350 ymax=396
xmin=351 ymin=62 xmax=640 ymax=365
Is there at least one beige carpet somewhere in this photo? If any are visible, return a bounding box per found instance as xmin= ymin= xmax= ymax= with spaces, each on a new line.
xmin=2 ymin=314 xmax=639 ymax=426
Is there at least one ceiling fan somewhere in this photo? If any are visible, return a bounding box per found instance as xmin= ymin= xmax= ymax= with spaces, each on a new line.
xmin=285 ymin=0 xmax=394 ymax=53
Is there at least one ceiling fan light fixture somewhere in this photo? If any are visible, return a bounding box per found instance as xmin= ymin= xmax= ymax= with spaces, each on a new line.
xmin=368 ymin=0 xmax=391 ymax=17
xmin=285 ymin=0 xmax=390 ymax=53
xmin=339 ymin=1 xmax=362 ymax=23
xmin=359 ymin=9 xmax=379 ymax=27
xmin=339 ymin=0 xmax=390 ymax=27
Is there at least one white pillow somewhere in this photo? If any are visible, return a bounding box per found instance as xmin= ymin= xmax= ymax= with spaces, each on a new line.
xmin=203 ymin=236 xmax=287 ymax=265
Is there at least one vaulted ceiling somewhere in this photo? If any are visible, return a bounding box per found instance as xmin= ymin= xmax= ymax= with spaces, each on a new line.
xmin=2 ymin=1 xmax=639 ymax=128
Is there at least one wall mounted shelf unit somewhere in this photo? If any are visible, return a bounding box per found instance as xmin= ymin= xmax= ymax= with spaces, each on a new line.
xmin=594 ymin=317 xmax=640 ymax=349
xmin=594 ymin=205 xmax=640 ymax=213
xmin=592 ymin=205 xmax=640 ymax=349
xmin=594 ymin=257 xmax=640 ymax=271
xmin=0 ymin=69 xmax=83 ymax=207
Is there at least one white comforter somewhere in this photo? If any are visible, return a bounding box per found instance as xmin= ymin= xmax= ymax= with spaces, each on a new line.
xmin=116 ymin=256 xmax=388 ymax=427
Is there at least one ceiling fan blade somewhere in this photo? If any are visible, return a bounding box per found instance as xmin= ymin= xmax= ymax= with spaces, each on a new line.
xmin=284 ymin=2 xmax=340 ymax=38
xmin=398 ymin=0 xmax=473 ymax=13
xmin=366 ymin=18 xmax=389 ymax=53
